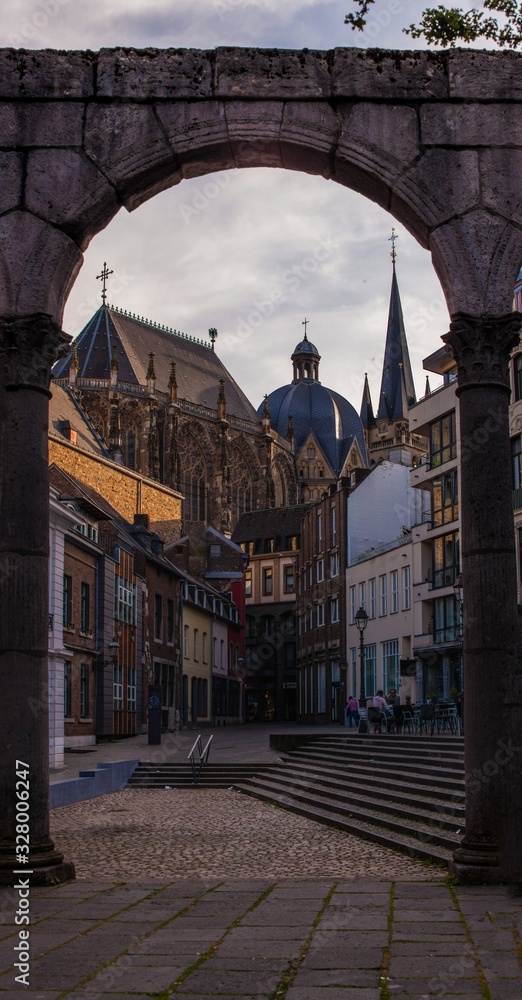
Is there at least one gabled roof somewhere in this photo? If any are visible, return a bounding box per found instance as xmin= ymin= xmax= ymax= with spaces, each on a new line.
xmin=376 ymin=266 xmax=416 ymax=423
xmin=54 ymin=304 xmax=260 ymax=423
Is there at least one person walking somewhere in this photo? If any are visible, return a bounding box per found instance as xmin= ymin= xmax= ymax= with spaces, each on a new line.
xmin=347 ymin=695 xmax=359 ymax=727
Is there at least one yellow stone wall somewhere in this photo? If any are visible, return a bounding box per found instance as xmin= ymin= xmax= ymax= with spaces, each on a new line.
xmin=49 ymin=437 xmax=182 ymax=542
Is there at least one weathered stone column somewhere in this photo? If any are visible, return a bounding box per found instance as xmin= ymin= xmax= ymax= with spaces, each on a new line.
xmin=0 ymin=315 xmax=75 ymax=886
xmin=444 ymin=312 xmax=522 ymax=884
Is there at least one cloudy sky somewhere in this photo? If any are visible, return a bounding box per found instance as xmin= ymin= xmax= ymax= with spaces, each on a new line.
xmin=3 ymin=0 xmax=481 ymax=410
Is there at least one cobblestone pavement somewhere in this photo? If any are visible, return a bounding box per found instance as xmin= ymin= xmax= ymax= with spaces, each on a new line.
xmin=2 ymin=729 xmax=516 ymax=996
xmin=50 ymin=788 xmax=443 ymax=881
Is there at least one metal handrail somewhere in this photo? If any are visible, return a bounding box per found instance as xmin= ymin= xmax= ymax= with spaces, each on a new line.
xmin=187 ymin=734 xmax=213 ymax=785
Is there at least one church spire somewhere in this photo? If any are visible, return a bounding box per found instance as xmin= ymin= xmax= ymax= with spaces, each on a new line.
xmin=360 ymin=373 xmax=376 ymax=429
xmin=376 ymin=234 xmax=416 ymax=423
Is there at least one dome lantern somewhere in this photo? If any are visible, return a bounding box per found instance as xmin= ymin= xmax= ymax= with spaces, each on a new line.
xmin=291 ymin=320 xmax=321 ymax=383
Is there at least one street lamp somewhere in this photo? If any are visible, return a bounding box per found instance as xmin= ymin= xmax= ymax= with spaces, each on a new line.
xmin=354 ymin=607 xmax=368 ymax=709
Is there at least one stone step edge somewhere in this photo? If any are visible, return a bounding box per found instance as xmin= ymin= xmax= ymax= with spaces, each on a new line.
xmin=284 ymin=751 xmax=464 ymax=780
xmin=281 ymin=755 xmax=464 ymax=790
xmin=247 ymin=775 xmax=464 ymax=833
xmin=277 ymin=759 xmax=464 ymax=798
xmin=234 ymin=784 xmax=452 ymax=867
xmin=240 ymin=776 xmax=462 ymax=847
xmin=287 ymin=745 xmax=464 ymax=767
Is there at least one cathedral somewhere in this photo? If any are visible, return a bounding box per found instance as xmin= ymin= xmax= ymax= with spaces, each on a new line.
xmin=52 ymin=245 xmax=422 ymax=531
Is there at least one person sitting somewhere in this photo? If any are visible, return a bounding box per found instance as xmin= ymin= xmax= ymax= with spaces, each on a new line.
xmin=372 ymin=690 xmax=394 ymax=732
xmin=386 ymin=688 xmax=400 ymax=706
xmin=373 ymin=690 xmax=387 ymax=711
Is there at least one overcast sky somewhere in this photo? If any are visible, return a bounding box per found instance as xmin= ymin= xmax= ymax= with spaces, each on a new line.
xmin=3 ymin=0 xmax=485 ymax=410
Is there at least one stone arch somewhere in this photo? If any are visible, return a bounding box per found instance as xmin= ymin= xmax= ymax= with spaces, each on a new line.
xmin=119 ymin=398 xmax=147 ymax=471
xmin=2 ymin=46 xmax=522 ymax=888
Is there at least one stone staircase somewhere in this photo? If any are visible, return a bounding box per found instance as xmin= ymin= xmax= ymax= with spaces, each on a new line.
xmin=234 ymin=734 xmax=465 ymax=867
xmin=127 ymin=761 xmax=281 ymax=789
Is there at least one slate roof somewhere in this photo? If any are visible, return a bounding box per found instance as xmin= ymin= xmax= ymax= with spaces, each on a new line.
xmin=360 ymin=373 xmax=376 ymax=430
xmin=54 ymin=304 xmax=260 ymax=423
xmin=232 ymin=504 xmax=313 ymax=545
xmin=261 ymin=380 xmax=367 ymax=477
xmin=376 ymin=265 xmax=416 ymax=422
xmin=49 ymin=384 xmax=109 ymax=457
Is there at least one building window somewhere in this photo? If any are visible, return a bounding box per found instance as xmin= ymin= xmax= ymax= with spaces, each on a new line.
xmin=263 ymin=567 xmax=273 ymax=595
xmin=63 ymin=574 xmax=72 ymax=628
xmin=167 ymin=599 xmax=174 ymax=644
xmin=433 ymin=595 xmax=458 ymax=644
xmin=402 ymin=565 xmax=411 ymax=610
xmin=390 ymin=570 xmax=399 ymax=614
xmin=512 ymin=436 xmax=522 ymax=490
xmin=358 ymin=581 xmax=366 ymax=610
xmin=515 ymin=354 xmax=522 ymax=401
xmin=220 ymin=639 xmax=225 ymax=670
xmin=317 ymin=513 xmax=323 ymax=552
xmin=128 ymin=666 xmax=136 ymax=712
xmin=113 ymin=663 xmax=123 ymax=711
xmin=382 ymin=639 xmax=399 ymax=692
xmin=183 ymin=624 xmax=189 ymax=658
xmin=433 ymin=531 xmax=460 ymax=588
xmin=317 ymin=662 xmax=326 ymax=713
xmin=317 ymin=603 xmax=325 ymax=628
xmin=202 ymin=632 xmax=208 ymax=662
xmin=349 ymin=585 xmax=356 ymax=624
xmin=316 ymin=559 xmax=324 ymax=583
xmin=331 ymin=506 xmax=337 ymax=545
xmin=430 ymin=411 xmax=456 ymax=468
xmin=63 ymin=662 xmax=72 ymax=717
xmin=154 ymin=593 xmax=162 ymax=640
xmin=432 ymin=469 xmax=458 ymax=526
xmin=115 ymin=576 xmax=137 ymax=625
xmin=245 ymin=569 xmax=252 ymax=597
xmin=193 ymin=628 xmax=198 ymax=661
xmin=330 ymin=552 xmax=339 ymax=578
xmin=284 ymin=564 xmax=294 ymax=593
xmin=369 ymin=578 xmax=377 ymax=619
xmin=330 ymin=597 xmax=340 ymax=623
xmin=379 ymin=575 xmax=387 ymax=616
xmin=80 ymin=582 xmax=90 ymax=633
xmin=80 ymin=663 xmax=89 ymax=718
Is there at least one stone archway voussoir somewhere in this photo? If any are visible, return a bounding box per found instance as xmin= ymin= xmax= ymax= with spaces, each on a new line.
xmin=280 ymin=101 xmax=340 ymax=177
xmin=479 ymin=148 xmax=522 ymax=227
xmin=0 ymin=152 xmax=23 ymax=215
xmin=25 ymin=149 xmax=120 ymax=251
xmin=0 ymin=211 xmax=82 ymax=322
xmin=430 ymin=211 xmax=522 ymax=316
xmin=225 ymin=101 xmax=285 ymax=169
xmin=391 ymin=149 xmax=481 ymax=237
xmin=84 ymin=103 xmax=181 ymax=211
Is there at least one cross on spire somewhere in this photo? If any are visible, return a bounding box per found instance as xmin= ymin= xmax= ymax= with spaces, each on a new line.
xmin=96 ymin=262 xmax=113 ymax=304
xmin=302 ymin=317 xmax=309 ymax=339
xmin=388 ymin=228 xmax=398 ymax=266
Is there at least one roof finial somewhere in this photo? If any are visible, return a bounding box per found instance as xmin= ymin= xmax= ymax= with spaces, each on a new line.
xmin=302 ymin=317 xmax=309 ymax=340
xmin=388 ymin=228 xmax=398 ymax=267
xmin=146 ymin=352 xmax=156 ymax=380
xmin=96 ymin=261 xmax=114 ymax=304
xmin=209 ymin=327 xmax=218 ymax=350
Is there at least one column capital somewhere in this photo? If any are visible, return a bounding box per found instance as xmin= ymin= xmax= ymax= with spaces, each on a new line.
xmin=442 ymin=312 xmax=522 ymax=391
xmin=0 ymin=314 xmax=71 ymax=392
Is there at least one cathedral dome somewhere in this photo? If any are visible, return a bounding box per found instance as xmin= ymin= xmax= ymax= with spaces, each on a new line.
xmin=260 ymin=331 xmax=367 ymax=478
